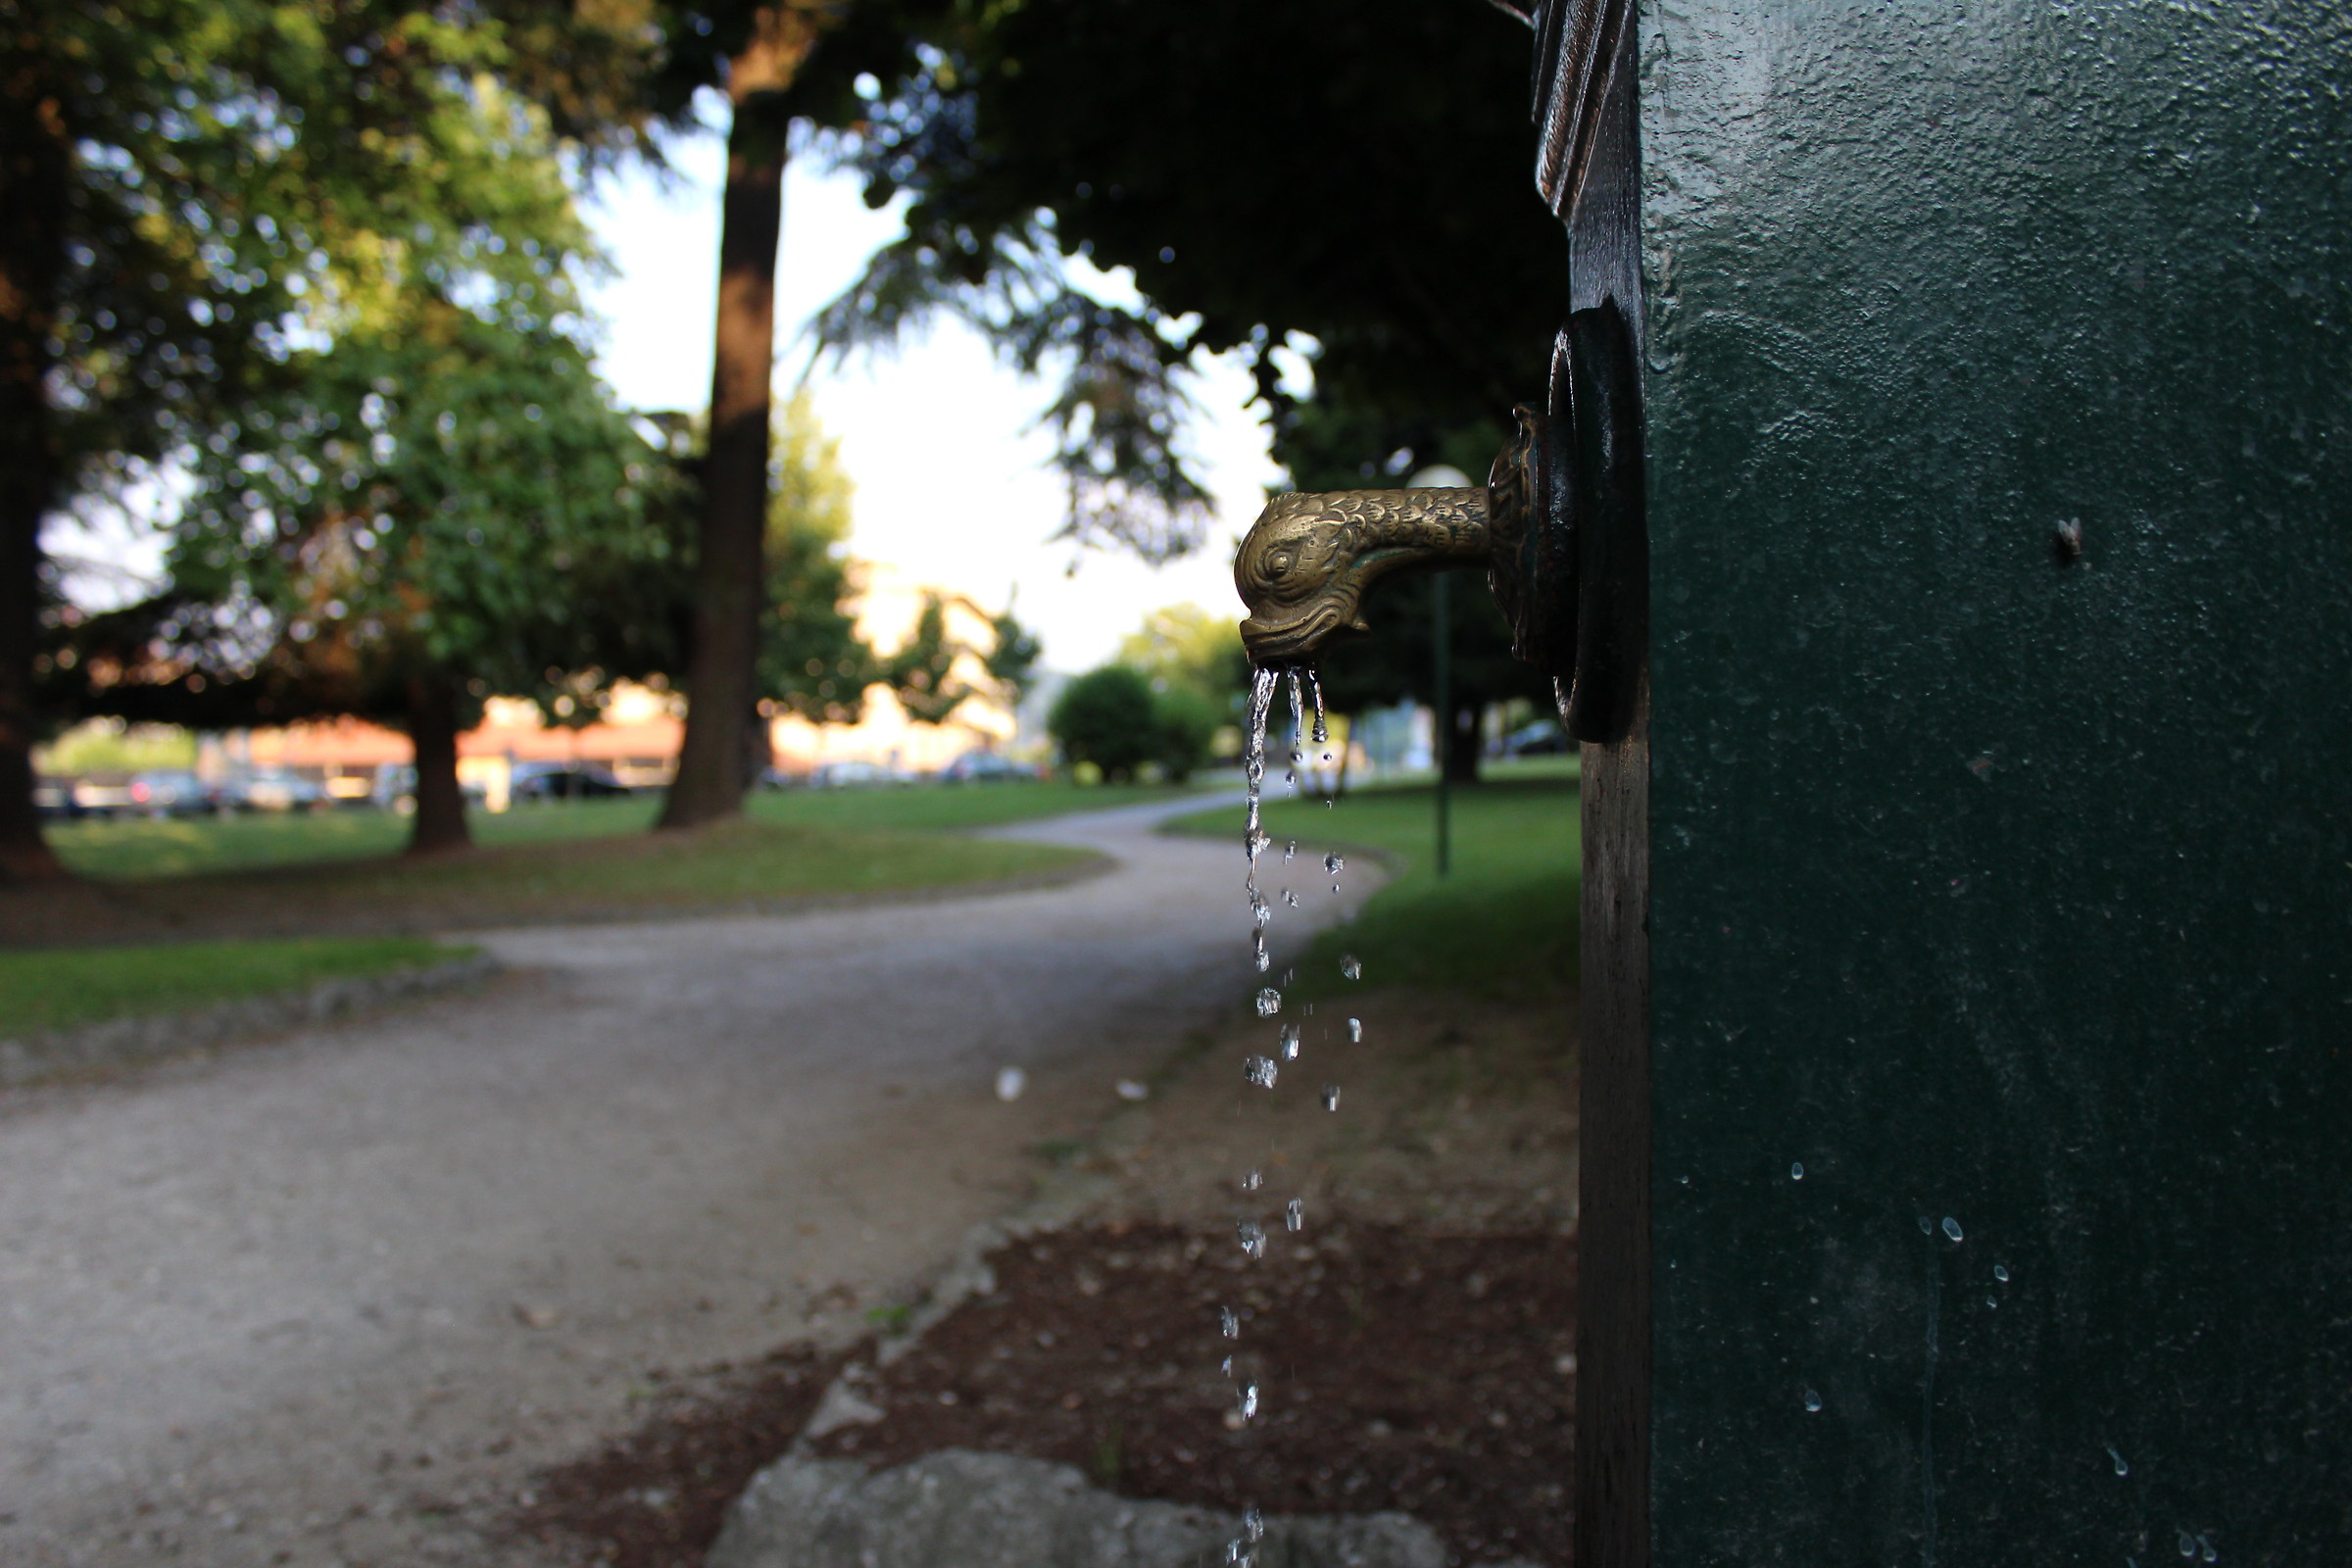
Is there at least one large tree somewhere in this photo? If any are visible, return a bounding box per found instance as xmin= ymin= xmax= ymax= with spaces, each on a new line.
xmin=0 ymin=0 xmax=657 ymax=880
xmin=646 ymin=0 xmax=951 ymax=829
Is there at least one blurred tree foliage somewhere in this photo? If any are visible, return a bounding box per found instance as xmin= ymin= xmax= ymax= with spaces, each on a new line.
xmin=147 ymin=77 xmax=677 ymax=854
xmin=1116 ymin=603 xmax=1249 ymax=711
xmin=1049 ymin=662 xmax=1210 ymax=784
xmin=825 ymin=0 xmax=1560 ymax=764
xmin=752 ymin=391 xmax=868 ymax=728
xmin=2 ymin=0 xmax=669 ymax=877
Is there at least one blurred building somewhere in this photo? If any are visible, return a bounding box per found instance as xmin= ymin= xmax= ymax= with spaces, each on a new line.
xmin=182 ymin=572 xmax=1019 ymax=807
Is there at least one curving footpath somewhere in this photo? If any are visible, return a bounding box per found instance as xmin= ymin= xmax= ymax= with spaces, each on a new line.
xmin=0 ymin=793 xmax=1370 ymax=1567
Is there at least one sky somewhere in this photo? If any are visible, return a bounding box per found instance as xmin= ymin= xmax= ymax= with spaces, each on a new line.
xmin=578 ymin=127 xmax=1284 ymax=674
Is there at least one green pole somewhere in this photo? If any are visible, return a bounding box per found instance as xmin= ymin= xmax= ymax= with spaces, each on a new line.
xmin=1433 ymin=570 xmax=1451 ymax=878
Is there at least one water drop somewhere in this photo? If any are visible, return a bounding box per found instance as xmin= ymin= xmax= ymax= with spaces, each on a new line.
xmin=1253 ymin=934 xmax=1270 ymax=973
xmin=1985 ymin=1296 xmax=1999 ymax=1308
xmin=1917 ymin=1215 xmax=1934 ymax=1235
xmin=1324 ymin=852 xmax=1346 ymax=875
xmin=1221 ymin=1354 xmax=1233 ymax=1376
xmin=994 ymin=1066 xmax=1026 ymax=1102
xmin=1220 ymin=1306 xmax=1239 ymax=1339
xmin=2178 ymin=1531 xmax=2195 ymax=1558
xmin=1244 ymin=1504 xmax=1266 ymax=1542
xmin=2200 ymin=1535 xmax=2217 ymax=1563
xmin=1282 ymin=890 xmax=1300 ymax=907
xmin=2107 ymin=1446 xmax=2128 ymax=1476
xmin=1250 ymin=892 xmax=1271 ymax=928
xmin=1790 ymin=1161 xmax=1805 ymax=1181
xmin=1116 ymin=1079 xmax=1150 ymax=1102
xmin=1941 ymin=1216 xmax=1965 ymax=1243
xmin=1340 ymin=954 xmax=1362 ymax=980
xmin=1285 ymin=1198 xmax=1304 ymax=1232
xmin=1255 ymin=988 xmax=1282 ymax=1017
xmin=1279 ymin=1024 xmax=1300 ymax=1059
xmin=1307 ymin=670 xmax=1327 ymax=745
xmin=1320 ymin=1085 xmax=1342 ymax=1111
xmin=1242 ymin=1170 xmax=1262 ymax=1191
xmin=1239 ymin=1382 xmax=1259 ymax=1420
xmin=1348 ymin=1017 xmax=1362 ymax=1043
xmin=1235 ymin=1220 xmax=1265 ymax=1258
xmin=1244 ymin=1055 xmax=1278 ymax=1089
xmin=1285 ymin=839 xmax=1297 ymax=863
xmin=1803 ymin=1389 xmax=1823 ymax=1412
xmin=1993 ymin=1263 xmax=2010 ymax=1283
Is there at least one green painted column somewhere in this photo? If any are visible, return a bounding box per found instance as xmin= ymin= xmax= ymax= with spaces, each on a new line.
xmin=1636 ymin=3 xmax=2352 ymax=1560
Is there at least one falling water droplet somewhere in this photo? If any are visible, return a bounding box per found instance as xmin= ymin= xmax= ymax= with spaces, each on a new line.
xmin=1942 ymin=1216 xmax=1965 ymax=1243
xmin=1256 ymin=987 xmax=1282 ymax=1017
xmin=1244 ymin=1055 xmax=1278 ymax=1089
xmin=995 ymin=1066 xmax=1026 ymax=1102
xmin=1221 ymin=1354 xmax=1233 ymax=1376
xmin=1307 ymin=671 xmax=1328 ymax=745
xmin=1286 ymin=1199 xmax=1304 ymax=1232
xmin=1240 ymin=1382 xmax=1260 ymax=1420
xmin=1985 ymin=1295 xmax=1999 ymax=1308
xmin=1236 ymin=1220 xmax=1265 ymax=1258
xmin=1993 ymin=1264 xmax=2010 ymax=1283
xmin=1220 ymin=1306 xmax=1239 ymax=1339
xmin=1803 ymin=1389 xmax=1823 ymax=1412
xmin=1324 ymin=852 xmax=1346 ymax=875
xmin=1242 ymin=1170 xmax=1262 ymax=1191
xmin=1279 ymin=1024 xmax=1300 ymax=1059
xmin=1285 ymin=839 xmax=1297 ymax=863
xmin=1340 ymin=954 xmax=1361 ymax=980
xmin=1790 ymin=1161 xmax=1805 ymax=1181
xmin=1917 ymin=1215 xmax=1934 ymax=1235
xmin=1348 ymin=1017 xmax=1362 ymax=1043
xmin=2177 ymin=1530 xmax=2195 ymax=1558
xmin=1320 ymin=1085 xmax=1342 ymax=1111
xmin=1282 ymin=890 xmax=1300 ymax=907
xmin=2106 ymin=1446 xmax=2128 ymax=1476
xmin=1253 ymin=933 xmax=1270 ymax=972
xmin=1250 ymin=892 xmax=1271 ymax=928
xmin=2200 ymin=1535 xmax=2217 ymax=1563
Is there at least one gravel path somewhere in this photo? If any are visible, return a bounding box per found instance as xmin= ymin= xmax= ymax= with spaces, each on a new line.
xmin=0 ymin=795 xmax=1363 ymax=1567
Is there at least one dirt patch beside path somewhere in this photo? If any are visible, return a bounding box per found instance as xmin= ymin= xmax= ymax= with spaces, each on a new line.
xmin=513 ymin=989 xmax=1580 ymax=1568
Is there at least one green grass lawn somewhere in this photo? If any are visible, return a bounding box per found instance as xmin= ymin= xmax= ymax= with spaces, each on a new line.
xmin=1169 ymin=777 xmax=1580 ymax=1002
xmin=8 ymin=781 xmax=1186 ymax=1031
xmin=43 ymin=780 xmax=1199 ymax=882
xmin=0 ymin=935 xmax=468 ymax=1035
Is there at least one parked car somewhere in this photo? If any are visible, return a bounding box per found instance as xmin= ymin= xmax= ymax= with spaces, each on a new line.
xmin=938 ymin=751 xmax=1038 ymax=784
xmin=510 ymin=761 xmax=632 ymax=802
xmin=33 ymin=777 xmax=94 ymax=820
xmin=67 ymin=776 xmax=138 ymax=816
xmin=807 ymin=760 xmax=910 ymax=789
xmin=238 ymin=769 xmax=330 ymax=812
xmin=1497 ymin=717 xmax=1572 ymax=758
xmin=126 ymin=768 xmax=222 ymax=816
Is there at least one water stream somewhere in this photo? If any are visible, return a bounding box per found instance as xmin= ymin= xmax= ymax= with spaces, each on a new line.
xmin=1223 ymin=663 xmax=1360 ymax=1566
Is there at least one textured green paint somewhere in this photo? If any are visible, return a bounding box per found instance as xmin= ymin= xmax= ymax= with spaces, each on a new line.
xmin=1640 ymin=4 xmax=2351 ymax=1562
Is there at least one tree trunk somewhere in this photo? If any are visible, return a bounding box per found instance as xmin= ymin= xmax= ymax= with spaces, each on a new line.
xmin=0 ymin=40 xmax=71 ymax=884
xmin=405 ymin=675 xmax=472 ymax=856
xmin=1443 ymin=701 xmax=1483 ymax=785
xmin=660 ymin=11 xmax=814 ymax=831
